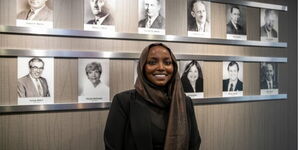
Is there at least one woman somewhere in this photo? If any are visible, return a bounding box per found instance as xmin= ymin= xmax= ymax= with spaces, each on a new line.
xmin=181 ymin=60 xmax=203 ymax=93
xmin=104 ymin=43 xmax=201 ymax=150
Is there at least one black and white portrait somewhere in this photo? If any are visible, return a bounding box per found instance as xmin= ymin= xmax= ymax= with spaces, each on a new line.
xmin=226 ymin=5 xmax=247 ymax=40
xmin=260 ymin=9 xmax=279 ymax=42
xmin=260 ymin=62 xmax=279 ymax=95
xmin=16 ymin=0 xmax=54 ymax=28
xmin=222 ymin=61 xmax=243 ymax=97
xmin=84 ymin=0 xmax=115 ymax=32
xmin=187 ymin=0 xmax=211 ymax=38
xmin=179 ymin=60 xmax=204 ymax=99
xmin=78 ymin=59 xmax=110 ymax=103
xmin=138 ymin=0 xmax=166 ymax=35
xmin=17 ymin=57 xmax=54 ymax=105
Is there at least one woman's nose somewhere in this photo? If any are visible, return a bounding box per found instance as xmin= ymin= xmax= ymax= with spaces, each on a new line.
xmin=157 ymin=62 xmax=165 ymax=70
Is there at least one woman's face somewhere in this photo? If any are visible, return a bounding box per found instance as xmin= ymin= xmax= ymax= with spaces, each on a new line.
xmin=144 ymin=45 xmax=174 ymax=86
xmin=187 ymin=65 xmax=198 ymax=82
xmin=87 ymin=70 xmax=101 ymax=84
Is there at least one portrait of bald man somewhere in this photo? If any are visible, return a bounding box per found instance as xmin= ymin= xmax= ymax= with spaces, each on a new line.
xmin=260 ymin=63 xmax=278 ymax=89
xmin=188 ymin=0 xmax=210 ymax=33
xmin=261 ymin=9 xmax=278 ymax=41
xmin=17 ymin=0 xmax=53 ymax=21
xmin=138 ymin=0 xmax=165 ymax=29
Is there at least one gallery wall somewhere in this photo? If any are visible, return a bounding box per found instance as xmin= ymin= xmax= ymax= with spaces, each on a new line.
xmin=0 ymin=0 xmax=297 ymax=149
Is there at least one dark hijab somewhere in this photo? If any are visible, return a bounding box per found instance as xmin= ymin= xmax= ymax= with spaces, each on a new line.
xmin=134 ymin=43 xmax=189 ymax=150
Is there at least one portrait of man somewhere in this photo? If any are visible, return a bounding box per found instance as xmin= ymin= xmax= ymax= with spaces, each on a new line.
xmin=86 ymin=0 xmax=114 ymax=25
xmin=261 ymin=9 xmax=278 ymax=39
xmin=138 ymin=0 xmax=165 ymax=29
xmin=226 ymin=5 xmax=246 ymax=35
xmin=223 ymin=61 xmax=243 ymax=92
xmin=78 ymin=59 xmax=110 ymax=102
xmin=188 ymin=0 xmax=210 ymax=33
xmin=260 ymin=63 xmax=278 ymax=89
xmin=17 ymin=57 xmax=50 ymax=98
xmin=17 ymin=0 xmax=53 ymax=21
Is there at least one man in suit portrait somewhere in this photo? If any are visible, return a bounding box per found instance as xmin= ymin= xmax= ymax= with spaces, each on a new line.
xmin=87 ymin=0 xmax=114 ymax=25
xmin=138 ymin=0 xmax=165 ymax=29
xmin=188 ymin=0 xmax=210 ymax=32
xmin=261 ymin=63 xmax=278 ymax=89
xmin=223 ymin=61 xmax=243 ymax=91
xmin=226 ymin=5 xmax=246 ymax=35
xmin=261 ymin=9 xmax=278 ymax=38
xmin=17 ymin=0 xmax=53 ymax=21
xmin=18 ymin=57 xmax=50 ymax=98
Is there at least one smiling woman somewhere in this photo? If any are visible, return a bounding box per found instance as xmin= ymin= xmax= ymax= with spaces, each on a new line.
xmin=104 ymin=43 xmax=201 ymax=150
xmin=144 ymin=45 xmax=174 ymax=86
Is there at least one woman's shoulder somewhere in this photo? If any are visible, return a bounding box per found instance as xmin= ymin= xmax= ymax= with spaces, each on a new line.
xmin=110 ymin=89 xmax=136 ymax=113
xmin=115 ymin=89 xmax=136 ymax=98
xmin=113 ymin=89 xmax=136 ymax=105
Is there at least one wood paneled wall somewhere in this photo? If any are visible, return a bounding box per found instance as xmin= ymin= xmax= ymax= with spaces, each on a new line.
xmin=0 ymin=0 xmax=297 ymax=149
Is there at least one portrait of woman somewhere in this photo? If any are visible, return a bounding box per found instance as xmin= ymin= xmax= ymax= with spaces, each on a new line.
xmin=104 ymin=43 xmax=200 ymax=150
xmin=181 ymin=60 xmax=204 ymax=93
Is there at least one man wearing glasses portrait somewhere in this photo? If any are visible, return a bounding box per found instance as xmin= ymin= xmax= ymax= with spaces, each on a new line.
xmin=17 ymin=57 xmax=50 ymax=97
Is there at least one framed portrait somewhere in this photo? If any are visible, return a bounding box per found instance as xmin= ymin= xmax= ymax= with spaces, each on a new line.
xmin=222 ymin=61 xmax=243 ymax=97
xmin=17 ymin=57 xmax=54 ymax=105
xmin=260 ymin=9 xmax=279 ymax=42
xmin=260 ymin=62 xmax=279 ymax=95
xmin=179 ymin=60 xmax=204 ymax=99
xmin=226 ymin=4 xmax=247 ymax=40
xmin=78 ymin=59 xmax=110 ymax=103
xmin=138 ymin=0 xmax=166 ymax=35
xmin=187 ymin=0 xmax=211 ymax=38
xmin=84 ymin=0 xmax=116 ymax=32
xmin=16 ymin=0 xmax=54 ymax=28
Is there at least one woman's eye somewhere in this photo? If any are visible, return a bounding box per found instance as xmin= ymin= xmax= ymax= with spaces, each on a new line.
xmin=164 ymin=61 xmax=172 ymax=65
xmin=147 ymin=60 xmax=156 ymax=65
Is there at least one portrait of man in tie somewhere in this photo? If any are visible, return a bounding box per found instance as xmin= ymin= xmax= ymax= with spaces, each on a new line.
xmin=260 ymin=9 xmax=278 ymax=41
xmin=188 ymin=0 xmax=210 ymax=33
xmin=260 ymin=63 xmax=278 ymax=89
xmin=17 ymin=57 xmax=51 ymax=98
xmin=226 ymin=5 xmax=246 ymax=35
xmin=223 ymin=61 xmax=243 ymax=92
xmin=86 ymin=0 xmax=114 ymax=25
xmin=17 ymin=0 xmax=53 ymax=21
xmin=138 ymin=0 xmax=165 ymax=29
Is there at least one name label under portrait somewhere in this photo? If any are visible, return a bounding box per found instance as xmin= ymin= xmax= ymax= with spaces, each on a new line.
xmin=261 ymin=37 xmax=278 ymax=42
xmin=188 ymin=31 xmax=211 ymax=38
xmin=186 ymin=92 xmax=204 ymax=99
xmin=84 ymin=24 xmax=116 ymax=32
xmin=138 ymin=28 xmax=165 ymax=35
xmin=18 ymin=97 xmax=54 ymax=105
xmin=16 ymin=20 xmax=53 ymax=28
xmin=223 ymin=91 xmax=243 ymax=97
xmin=227 ymin=34 xmax=247 ymax=40
xmin=260 ymin=89 xmax=279 ymax=95
xmin=78 ymin=96 xmax=110 ymax=103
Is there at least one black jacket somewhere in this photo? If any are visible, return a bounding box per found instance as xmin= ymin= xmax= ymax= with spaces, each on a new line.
xmin=260 ymin=80 xmax=278 ymax=89
xmin=87 ymin=14 xmax=114 ymax=25
xmin=223 ymin=79 xmax=243 ymax=91
xmin=226 ymin=21 xmax=246 ymax=35
xmin=104 ymin=90 xmax=201 ymax=150
xmin=138 ymin=15 xmax=165 ymax=29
